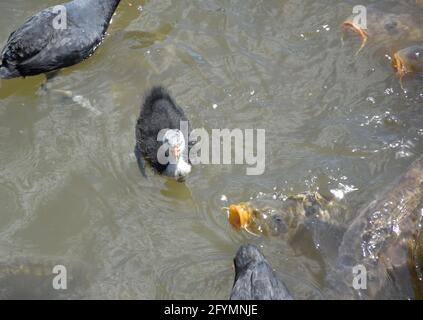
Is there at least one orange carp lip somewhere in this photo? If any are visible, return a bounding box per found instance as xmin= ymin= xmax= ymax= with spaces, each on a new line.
xmin=343 ymin=21 xmax=369 ymax=52
xmin=392 ymin=52 xmax=409 ymax=77
xmin=392 ymin=51 xmax=413 ymax=90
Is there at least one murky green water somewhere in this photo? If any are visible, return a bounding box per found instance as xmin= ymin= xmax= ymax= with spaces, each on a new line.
xmin=0 ymin=0 xmax=422 ymax=299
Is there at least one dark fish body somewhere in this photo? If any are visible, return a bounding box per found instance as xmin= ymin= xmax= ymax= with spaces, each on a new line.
xmin=394 ymin=44 xmax=423 ymax=76
xmin=0 ymin=0 xmax=121 ymax=78
xmin=343 ymin=1 xmax=423 ymax=57
xmin=233 ymin=193 xmax=347 ymax=265
xmin=348 ymin=1 xmax=422 ymax=42
xmin=328 ymin=155 xmax=423 ymax=299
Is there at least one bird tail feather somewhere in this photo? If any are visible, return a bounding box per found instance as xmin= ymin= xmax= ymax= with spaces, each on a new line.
xmin=144 ymin=86 xmax=175 ymax=109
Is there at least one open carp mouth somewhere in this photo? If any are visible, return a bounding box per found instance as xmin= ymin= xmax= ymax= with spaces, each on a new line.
xmin=343 ymin=21 xmax=369 ymax=52
xmin=228 ymin=203 xmax=253 ymax=230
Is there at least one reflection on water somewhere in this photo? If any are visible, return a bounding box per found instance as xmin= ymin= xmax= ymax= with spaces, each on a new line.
xmin=0 ymin=0 xmax=423 ymax=299
xmin=160 ymin=179 xmax=193 ymax=200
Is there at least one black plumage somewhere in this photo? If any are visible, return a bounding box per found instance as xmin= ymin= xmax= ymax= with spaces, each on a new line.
xmin=230 ymin=244 xmax=293 ymax=300
xmin=135 ymin=86 xmax=191 ymax=177
xmin=0 ymin=0 xmax=121 ymax=79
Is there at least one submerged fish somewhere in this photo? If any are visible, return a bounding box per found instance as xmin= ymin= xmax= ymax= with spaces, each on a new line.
xmin=227 ymin=154 xmax=423 ymax=299
xmin=392 ymin=44 xmax=423 ymax=80
xmin=342 ymin=1 xmax=423 ymax=88
xmin=328 ymin=155 xmax=423 ymax=299
xmin=226 ymin=191 xmax=348 ymax=266
xmin=227 ymin=192 xmax=346 ymax=236
xmin=0 ymin=258 xmax=90 ymax=300
xmin=342 ymin=2 xmax=423 ymax=53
